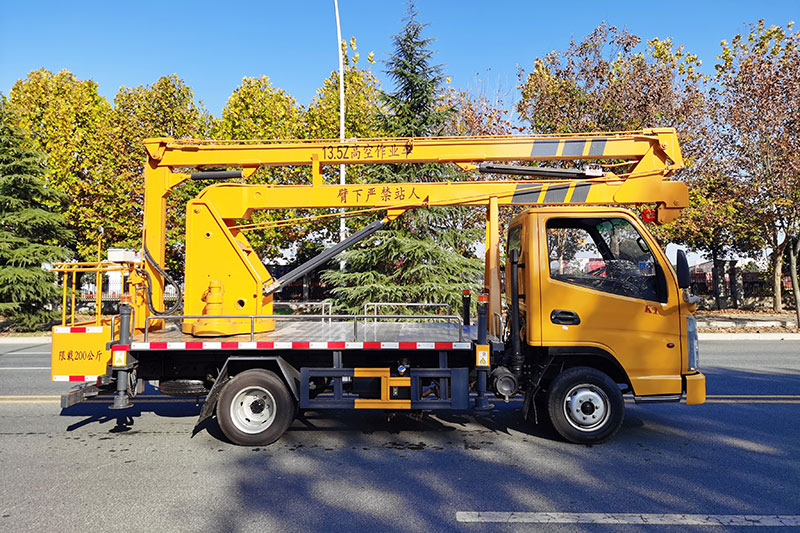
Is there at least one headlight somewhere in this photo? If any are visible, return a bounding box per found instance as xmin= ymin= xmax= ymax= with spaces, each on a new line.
xmin=686 ymin=316 xmax=699 ymax=371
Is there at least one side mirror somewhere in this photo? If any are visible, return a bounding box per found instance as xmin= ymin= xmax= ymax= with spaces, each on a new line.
xmin=676 ymin=249 xmax=690 ymax=289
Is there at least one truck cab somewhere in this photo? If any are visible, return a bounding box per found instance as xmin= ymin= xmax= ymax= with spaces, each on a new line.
xmin=507 ymin=207 xmax=704 ymax=442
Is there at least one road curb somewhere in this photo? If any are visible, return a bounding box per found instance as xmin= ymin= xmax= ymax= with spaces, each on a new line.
xmin=697 ymin=321 xmax=797 ymax=329
xmin=699 ymin=332 xmax=800 ymax=341
xmin=0 ymin=336 xmax=52 ymax=344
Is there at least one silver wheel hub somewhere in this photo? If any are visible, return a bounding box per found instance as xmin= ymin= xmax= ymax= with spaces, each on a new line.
xmin=230 ymin=386 xmax=277 ymax=434
xmin=564 ymin=384 xmax=610 ymax=432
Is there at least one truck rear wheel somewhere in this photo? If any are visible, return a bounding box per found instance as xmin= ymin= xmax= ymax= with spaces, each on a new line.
xmin=547 ymin=367 xmax=624 ymax=444
xmin=216 ymin=369 xmax=295 ymax=446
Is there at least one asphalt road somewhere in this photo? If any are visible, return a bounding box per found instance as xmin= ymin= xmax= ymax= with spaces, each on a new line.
xmin=1 ymin=339 xmax=799 ymax=531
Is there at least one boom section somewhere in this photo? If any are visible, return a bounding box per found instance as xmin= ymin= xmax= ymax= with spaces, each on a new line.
xmin=136 ymin=129 xmax=687 ymax=334
xmin=143 ymin=128 xmax=687 ymax=223
xmin=144 ymin=129 xmax=683 ymax=175
xmin=192 ymin=178 xmax=687 ymax=221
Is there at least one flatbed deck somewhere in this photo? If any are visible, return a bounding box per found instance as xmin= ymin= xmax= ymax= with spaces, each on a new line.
xmin=129 ymin=320 xmax=484 ymax=352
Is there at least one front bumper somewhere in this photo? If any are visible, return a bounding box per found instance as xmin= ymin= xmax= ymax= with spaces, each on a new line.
xmin=684 ymin=372 xmax=706 ymax=405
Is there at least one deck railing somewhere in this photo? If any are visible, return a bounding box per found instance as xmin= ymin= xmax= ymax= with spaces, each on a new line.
xmin=142 ymin=313 xmax=464 ymax=342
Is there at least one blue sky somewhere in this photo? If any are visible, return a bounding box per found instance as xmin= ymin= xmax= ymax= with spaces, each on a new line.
xmin=0 ymin=1 xmax=796 ymax=117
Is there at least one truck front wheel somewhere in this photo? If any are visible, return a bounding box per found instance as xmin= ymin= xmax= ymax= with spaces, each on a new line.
xmin=216 ymin=369 xmax=295 ymax=446
xmin=547 ymin=367 xmax=624 ymax=444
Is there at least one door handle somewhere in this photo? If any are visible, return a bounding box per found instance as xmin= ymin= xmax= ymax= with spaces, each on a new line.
xmin=550 ymin=309 xmax=581 ymax=325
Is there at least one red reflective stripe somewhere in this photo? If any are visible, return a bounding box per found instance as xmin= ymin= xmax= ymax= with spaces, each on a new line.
xmin=124 ymin=340 xmax=464 ymax=351
xmin=71 ymin=327 xmax=86 ymax=333
xmin=69 ymin=376 xmax=84 ymax=382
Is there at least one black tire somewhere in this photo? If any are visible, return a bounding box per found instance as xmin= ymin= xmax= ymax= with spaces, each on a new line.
xmin=547 ymin=366 xmax=624 ymax=444
xmin=216 ymin=369 xmax=295 ymax=446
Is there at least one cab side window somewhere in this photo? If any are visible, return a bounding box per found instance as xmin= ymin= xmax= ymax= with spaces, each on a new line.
xmin=507 ymin=225 xmax=522 ymax=257
xmin=546 ymin=217 xmax=667 ymax=302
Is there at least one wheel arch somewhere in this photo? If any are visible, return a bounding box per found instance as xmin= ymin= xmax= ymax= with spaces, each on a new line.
xmin=547 ymin=346 xmax=632 ymax=393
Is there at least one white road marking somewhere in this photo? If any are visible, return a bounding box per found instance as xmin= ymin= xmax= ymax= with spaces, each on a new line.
xmin=0 ymin=351 xmax=51 ymax=355
xmin=456 ymin=512 xmax=800 ymax=526
xmin=0 ymin=394 xmax=183 ymax=399
xmin=0 ymin=367 xmax=50 ymax=370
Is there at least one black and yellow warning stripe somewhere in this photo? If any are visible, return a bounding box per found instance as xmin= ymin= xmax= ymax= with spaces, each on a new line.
xmin=529 ymin=138 xmax=607 ymax=158
xmin=510 ymin=182 xmax=594 ymax=205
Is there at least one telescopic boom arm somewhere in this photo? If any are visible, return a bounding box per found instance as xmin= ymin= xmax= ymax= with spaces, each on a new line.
xmin=137 ymin=129 xmax=687 ymax=335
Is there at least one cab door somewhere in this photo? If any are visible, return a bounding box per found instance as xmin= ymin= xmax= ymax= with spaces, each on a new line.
xmin=536 ymin=212 xmax=682 ymax=396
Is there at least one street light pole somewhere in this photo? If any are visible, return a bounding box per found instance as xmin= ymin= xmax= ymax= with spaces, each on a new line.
xmin=333 ymin=0 xmax=346 ymax=270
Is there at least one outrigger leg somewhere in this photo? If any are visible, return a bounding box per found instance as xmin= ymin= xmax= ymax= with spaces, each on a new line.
xmin=110 ymin=297 xmax=133 ymax=410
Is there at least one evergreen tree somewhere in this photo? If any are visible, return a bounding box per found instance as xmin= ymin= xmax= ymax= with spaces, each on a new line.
xmin=0 ymin=97 xmax=71 ymax=331
xmin=323 ymin=3 xmax=484 ymax=313
xmin=381 ymin=4 xmax=451 ymax=141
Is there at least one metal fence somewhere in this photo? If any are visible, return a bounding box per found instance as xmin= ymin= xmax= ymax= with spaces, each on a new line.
xmin=690 ymin=271 xmax=780 ymax=297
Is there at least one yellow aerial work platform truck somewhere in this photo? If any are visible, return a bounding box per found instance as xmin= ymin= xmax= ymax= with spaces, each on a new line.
xmin=51 ymin=128 xmax=705 ymax=445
